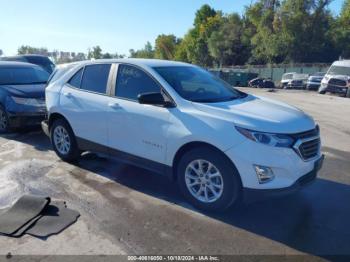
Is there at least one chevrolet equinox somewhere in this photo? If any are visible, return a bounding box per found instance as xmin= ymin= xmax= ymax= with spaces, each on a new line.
xmin=42 ymin=59 xmax=324 ymax=211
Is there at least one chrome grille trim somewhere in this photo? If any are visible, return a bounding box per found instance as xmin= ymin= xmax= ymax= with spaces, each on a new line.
xmin=293 ymin=135 xmax=321 ymax=161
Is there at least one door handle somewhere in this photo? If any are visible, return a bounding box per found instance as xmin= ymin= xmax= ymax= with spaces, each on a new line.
xmin=63 ymin=92 xmax=72 ymax=98
xmin=108 ymin=102 xmax=122 ymax=109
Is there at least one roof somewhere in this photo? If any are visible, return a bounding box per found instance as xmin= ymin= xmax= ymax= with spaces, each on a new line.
xmin=333 ymin=60 xmax=350 ymax=67
xmin=71 ymin=58 xmax=192 ymax=68
xmin=0 ymin=61 xmax=41 ymax=68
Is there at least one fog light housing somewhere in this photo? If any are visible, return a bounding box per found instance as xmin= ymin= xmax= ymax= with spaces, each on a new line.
xmin=254 ymin=165 xmax=275 ymax=184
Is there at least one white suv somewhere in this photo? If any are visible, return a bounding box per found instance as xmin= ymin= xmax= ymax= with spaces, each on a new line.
xmin=43 ymin=59 xmax=324 ymax=211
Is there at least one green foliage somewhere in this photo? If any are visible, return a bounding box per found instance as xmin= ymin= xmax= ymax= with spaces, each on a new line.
xmin=88 ymin=46 xmax=103 ymax=59
xmin=155 ymin=34 xmax=178 ymax=60
xmin=129 ymin=42 xmax=155 ymax=58
xmin=18 ymin=45 xmax=48 ymax=55
xmin=208 ymin=14 xmax=249 ymax=67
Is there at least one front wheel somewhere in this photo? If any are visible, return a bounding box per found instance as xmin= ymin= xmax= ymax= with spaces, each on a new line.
xmin=50 ymin=119 xmax=80 ymax=162
xmin=346 ymin=88 xmax=350 ymax=98
xmin=177 ymin=147 xmax=242 ymax=212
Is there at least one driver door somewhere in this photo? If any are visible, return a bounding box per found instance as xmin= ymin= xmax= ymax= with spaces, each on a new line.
xmin=107 ymin=64 xmax=172 ymax=166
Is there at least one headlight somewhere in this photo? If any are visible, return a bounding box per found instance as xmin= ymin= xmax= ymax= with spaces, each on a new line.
xmin=236 ymin=126 xmax=294 ymax=147
xmin=11 ymin=96 xmax=45 ymax=106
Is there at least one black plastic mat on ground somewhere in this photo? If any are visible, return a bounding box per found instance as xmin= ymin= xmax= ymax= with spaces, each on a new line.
xmin=0 ymin=195 xmax=50 ymax=236
xmin=0 ymin=195 xmax=80 ymax=238
xmin=27 ymin=201 xmax=80 ymax=237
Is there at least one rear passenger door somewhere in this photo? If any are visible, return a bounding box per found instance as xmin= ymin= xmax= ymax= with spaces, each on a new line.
xmin=59 ymin=64 xmax=112 ymax=148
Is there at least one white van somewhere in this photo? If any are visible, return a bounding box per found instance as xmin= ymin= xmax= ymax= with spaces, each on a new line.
xmin=319 ymin=60 xmax=350 ymax=97
xmin=280 ymin=72 xmax=297 ymax=88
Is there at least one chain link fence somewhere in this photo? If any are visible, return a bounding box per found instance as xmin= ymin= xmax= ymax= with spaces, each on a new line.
xmin=210 ymin=63 xmax=331 ymax=87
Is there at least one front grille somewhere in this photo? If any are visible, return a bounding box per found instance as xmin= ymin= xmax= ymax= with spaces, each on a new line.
xmin=299 ymin=138 xmax=320 ymax=160
xmin=291 ymin=127 xmax=320 ymax=161
xmin=328 ymin=78 xmax=347 ymax=86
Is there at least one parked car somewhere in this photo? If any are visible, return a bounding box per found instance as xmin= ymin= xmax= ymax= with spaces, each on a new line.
xmin=0 ymin=55 xmax=55 ymax=74
xmin=0 ymin=62 xmax=49 ymax=133
xmin=248 ymin=78 xmax=275 ymax=89
xmin=286 ymin=74 xmax=309 ymax=89
xmin=319 ymin=60 xmax=350 ymax=97
xmin=42 ymin=59 xmax=324 ymax=211
xmin=280 ymin=72 xmax=297 ymax=88
xmin=306 ymin=72 xmax=326 ymax=91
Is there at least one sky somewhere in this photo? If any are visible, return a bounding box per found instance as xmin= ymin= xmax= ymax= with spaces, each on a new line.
xmin=0 ymin=0 xmax=345 ymax=56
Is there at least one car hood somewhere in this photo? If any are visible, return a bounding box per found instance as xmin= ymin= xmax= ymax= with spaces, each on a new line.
xmin=326 ymin=75 xmax=350 ymax=81
xmin=192 ymin=95 xmax=315 ymax=134
xmin=0 ymin=84 xmax=46 ymax=98
xmin=309 ymin=76 xmax=323 ymax=82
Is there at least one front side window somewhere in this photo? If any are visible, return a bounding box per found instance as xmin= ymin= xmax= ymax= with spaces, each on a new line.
xmin=0 ymin=67 xmax=49 ymax=85
xmin=115 ymin=64 xmax=160 ymax=100
xmin=80 ymin=64 xmax=111 ymax=94
xmin=154 ymin=66 xmax=245 ymax=103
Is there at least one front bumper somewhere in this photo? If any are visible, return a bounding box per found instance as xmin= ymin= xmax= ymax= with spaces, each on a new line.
xmin=243 ymin=154 xmax=324 ymax=202
xmin=7 ymin=112 xmax=47 ymax=128
xmin=306 ymin=82 xmax=321 ymax=90
xmin=6 ymin=99 xmax=47 ymax=128
xmin=320 ymin=83 xmax=348 ymax=94
xmin=225 ymin=138 xmax=323 ymax=190
xmin=41 ymin=120 xmax=50 ymax=137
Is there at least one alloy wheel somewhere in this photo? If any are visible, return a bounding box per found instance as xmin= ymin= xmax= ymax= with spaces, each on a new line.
xmin=53 ymin=126 xmax=71 ymax=155
xmin=185 ymin=159 xmax=224 ymax=203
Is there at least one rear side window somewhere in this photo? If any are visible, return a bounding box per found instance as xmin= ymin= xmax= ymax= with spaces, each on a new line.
xmin=115 ymin=64 xmax=160 ymax=100
xmin=80 ymin=64 xmax=111 ymax=94
xmin=68 ymin=68 xmax=83 ymax=88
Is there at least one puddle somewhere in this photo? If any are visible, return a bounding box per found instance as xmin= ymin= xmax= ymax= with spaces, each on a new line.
xmin=0 ymin=159 xmax=54 ymax=209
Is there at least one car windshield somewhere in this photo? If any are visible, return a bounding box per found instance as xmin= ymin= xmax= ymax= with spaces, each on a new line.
xmin=153 ymin=66 xmax=246 ymax=103
xmin=327 ymin=65 xmax=350 ymax=76
xmin=0 ymin=67 xmax=50 ymax=85
xmin=312 ymin=72 xmax=325 ymax=77
xmin=282 ymin=74 xmax=293 ymax=80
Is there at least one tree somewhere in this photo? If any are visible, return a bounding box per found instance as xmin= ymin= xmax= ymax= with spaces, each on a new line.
xmin=194 ymin=4 xmax=217 ymax=27
xmin=208 ymin=14 xmax=249 ymax=67
xmin=102 ymin=52 xmax=113 ymax=59
xmin=17 ymin=45 xmax=48 ymax=55
xmin=129 ymin=42 xmax=154 ymax=58
xmin=88 ymin=46 xmax=103 ymax=59
xmin=333 ymin=0 xmax=350 ymax=59
xmin=155 ymin=34 xmax=178 ymax=60
xmin=0 ymin=49 xmax=3 ymax=56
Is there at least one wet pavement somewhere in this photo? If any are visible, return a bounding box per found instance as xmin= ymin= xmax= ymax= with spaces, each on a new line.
xmin=0 ymin=89 xmax=349 ymax=258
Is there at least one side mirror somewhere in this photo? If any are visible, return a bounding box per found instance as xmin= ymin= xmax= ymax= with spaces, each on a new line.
xmin=138 ymin=92 xmax=174 ymax=107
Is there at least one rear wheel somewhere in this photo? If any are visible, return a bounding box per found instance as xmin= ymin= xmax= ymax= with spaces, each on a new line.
xmin=50 ymin=118 xmax=80 ymax=162
xmin=346 ymin=88 xmax=350 ymax=98
xmin=0 ymin=106 xmax=10 ymax=133
xmin=177 ymin=147 xmax=242 ymax=212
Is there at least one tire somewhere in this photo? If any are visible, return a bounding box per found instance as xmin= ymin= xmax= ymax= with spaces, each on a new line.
xmin=319 ymin=90 xmax=326 ymax=95
xmin=50 ymin=118 xmax=80 ymax=162
xmin=177 ymin=147 xmax=242 ymax=212
xmin=0 ymin=105 xmax=10 ymax=134
xmin=346 ymin=88 xmax=350 ymax=98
